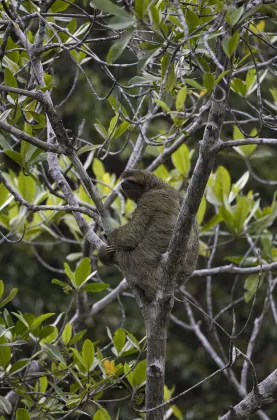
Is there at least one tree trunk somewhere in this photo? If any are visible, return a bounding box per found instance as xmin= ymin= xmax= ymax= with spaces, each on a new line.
xmin=142 ymin=295 xmax=174 ymax=420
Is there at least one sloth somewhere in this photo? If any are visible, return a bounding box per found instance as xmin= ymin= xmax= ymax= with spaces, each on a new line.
xmin=99 ymin=169 xmax=199 ymax=301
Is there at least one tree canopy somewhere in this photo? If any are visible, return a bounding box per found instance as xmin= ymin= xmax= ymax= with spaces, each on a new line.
xmin=1 ymin=0 xmax=277 ymax=419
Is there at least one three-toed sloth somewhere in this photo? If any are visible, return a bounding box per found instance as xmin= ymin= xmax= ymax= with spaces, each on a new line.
xmin=99 ymin=169 xmax=199 ymax=301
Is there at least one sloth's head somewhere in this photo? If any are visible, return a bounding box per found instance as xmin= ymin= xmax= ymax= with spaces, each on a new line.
xmin=120 ymin=169 xmax=164 ymax=202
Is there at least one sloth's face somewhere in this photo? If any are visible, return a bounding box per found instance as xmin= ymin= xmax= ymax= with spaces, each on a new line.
xmin=120 ymin=178 xmax=144 ymax=202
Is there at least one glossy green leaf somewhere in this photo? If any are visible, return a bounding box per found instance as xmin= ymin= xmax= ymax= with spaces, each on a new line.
xmin=16 ymin=408 xmax=30 ymax=420
xmin=226 ymin=6 xmax=244 ymax=26
xmin=81 ymin=283 xmax=109 ymax=292
xmin=0 ymin=288 xmax=18 ymax=309
xmin=233 ymin=196 xmax=250 ymax=233
xmin=108 ymin=15 xmax=133 ymax=30
xmin=4 ymin=68 xmax=17 ymax=100
xmin=213 ymin=166 xmax=231 ymax=204
xmin=30 ymin=313 xmax=55 ymax=332
xmin=244 ymin=273 xmax=264 ymax=303
xmin=0 ymin=281 xmax=3 ymax=299
xmin=64 ymin=263 xmax=75 ymax=286
xmin=106 ymin=30 xmax=133 ymax=64
xmin=135 ymin=0 xmax=150 ymax=18
xmin=222 ymin=31 xmax=240 ymax=57
xmin=94 ymin=121 xmax=108 ymax=140
xmin=203 ymin=72 xmax=215 ymax=95
xmin=69 ymin=329 xmax=87 ymax=346
xmin=0 ymin=397 xmax=12 ymax=415
xmin=9 ymin=359 xmax=29 ymax=375
xmin=62 ymin=322 xmax=72 ymax=346
xmin=184 ymin=78 xmax=203 ymax=90
xmin=0 ymin=337 xmax=11 ymax=368
xmin=43 ymin=343 xmax=66 ymax=364
xmin=18 ymin=172 xmax=36 ymax=203
xmin=197 ymin=196 xmax=206 ymax=226
xmin=0 ymin=184 xmax=9 ymax=208
xmin=114 ymin=328 xmax=126 ymax=353
xmin=93 ymin=407 xmax=111 ymax=420
xmin=113 ymin=121 xmax=130 ymax=139
xmin=93 ymin=158 xmax=106 ymax=180
xmin=75 ymin=257 xmax=91 ymax=287
xmin=90 ymin=0 xmax=130 ymax=18
xmin=51 ymin=0 xmax=73 ymax=12
xmin=154 ymin=99 xmax=171 ymax=113
xmin=82 ymin=339 xmax=94 ymax=371
xmin=133 ymin=359 xmax=146 ymax=388
xmin=186 ymin=9 xmax=199 ymax=32
xmin=171 ymin=144 xmax=190 ymax=177
xmin=176 ymin=86 xmax=187 ymax=111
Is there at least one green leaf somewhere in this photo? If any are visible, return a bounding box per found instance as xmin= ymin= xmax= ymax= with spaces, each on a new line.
xmin=0 ymin=184 xmax=9 ymax=208
xmin=203 ymin=72 xmax=215 ymax=95
xmin=226 ymin=6 xmax=244 ymax=26
xmin=108 ymin=15 xmax=133 ymax=30
xmin=51 ymin=279 xmax=69 ymax=288
xmin=43 ymin=343 xmax=66 ymax=364
xmin=93 ymin=158 xmax=105 ymax=180
xmin=62 ymin=322 xmax=72 ymax=346
xmin=114 ymin=328 xmax=126 ymax=353
xmin=124 ymin=330 xmax=140 ymax=350
xmin=231 ymin=78 xmax=246 ymax=97
xmin=0 ymin=281 xmax=4 ymax=299
xmin=81 ymin=283 xmax=109 ymax=292
xmin=165 ymin=64 xmax=176 ymax=92
xmin=244 ymin=273 xmax=264 ymax=303
xmin=90 ymin=0 xmax=130 ymax=19
xmin=133 ymin=359 xmax=146 ymax=388
xmin=154 ymin=99 xmax=171 ymax=113
xmin=75 ymin=257 xmax=91 ymax=287
xmin=135 ymin=0 xmax=150 ymax=18
xmin=18 ymin=172 xmax=36 ymax=203
xmin=0 ymin=337 xmax=11 ymax=368
xmin=64 ymin=262 xmax=76 ymax=286
xmin=0 ymin=288 xmax=18 ymax=309
xmin=4 ymin=150 xmax=22 ymax=165
xmin=69 ymin=329 xmax=87 ymax=346
xmin=2 ymin=56 xmax=19 ymax=73
xmin=4 ymin=68 xmax=17 ymax=100
xmin=71 ymin=347 xmax=86 ymax=368
xmin=184 ymin=78 xmax=203 ymax=90
xmin=93 ymin=407 xmax=111 ymax=420
xmin=214 ymin=166 xmax=231 ymax=204
xmin=0 ymin=397 xmax=12 ymax=415
xmin=176 ymin=86 xmax=187 ymax=112
xmin=30 ymin=313 xmax=55 ymax=331
xmin=51 ymin=0 xmax=73 ymax=12
xmin=94 ymin=121 xmax=108 ymax=140
xmin=82 ymin=339 xmax=94 ymax=371
xmin=124 ymin=362 xmax=134 ymax=387
xmin=245 ymin=68 xmax=256 ymax=91
xmin=229 ymin=171 xmax=249 ymax=203
xmin=222 ymin=31 xmax=240 ymax=57
xmin=9 ymin=359 xmax=29 ymax=375
xmin=171 ymin=144 xmax=190 ymax=177
xmin=197 ymin=196 xmax=206 ymax=226
xmin=113 ymin=121 xmax=130 ymax=139
xmin=186 ymin=9 xmax=199 ymax=32
xmin=106 ymin=30 xmax=133 ymax=64
xmin=16 ymin=408 xmax=30 ymax=420
xmin=233 ymin=196 xmax=250 ymax=234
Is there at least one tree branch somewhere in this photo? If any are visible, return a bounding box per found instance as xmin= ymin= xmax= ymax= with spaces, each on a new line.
xmin=221 ymin=369 xmax=277 ymax=420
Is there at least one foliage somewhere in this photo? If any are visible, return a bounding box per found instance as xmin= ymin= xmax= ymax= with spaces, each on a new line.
xmin=0 ymin=0 xmax=277 ymax=418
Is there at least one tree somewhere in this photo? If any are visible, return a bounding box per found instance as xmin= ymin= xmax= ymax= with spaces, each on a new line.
xmin=0 ymin=0 xmax=277 ymax=419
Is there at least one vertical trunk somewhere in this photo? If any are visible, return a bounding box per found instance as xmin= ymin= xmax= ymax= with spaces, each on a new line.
xmin=143 ymin=295 xmax=174 ymax=420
